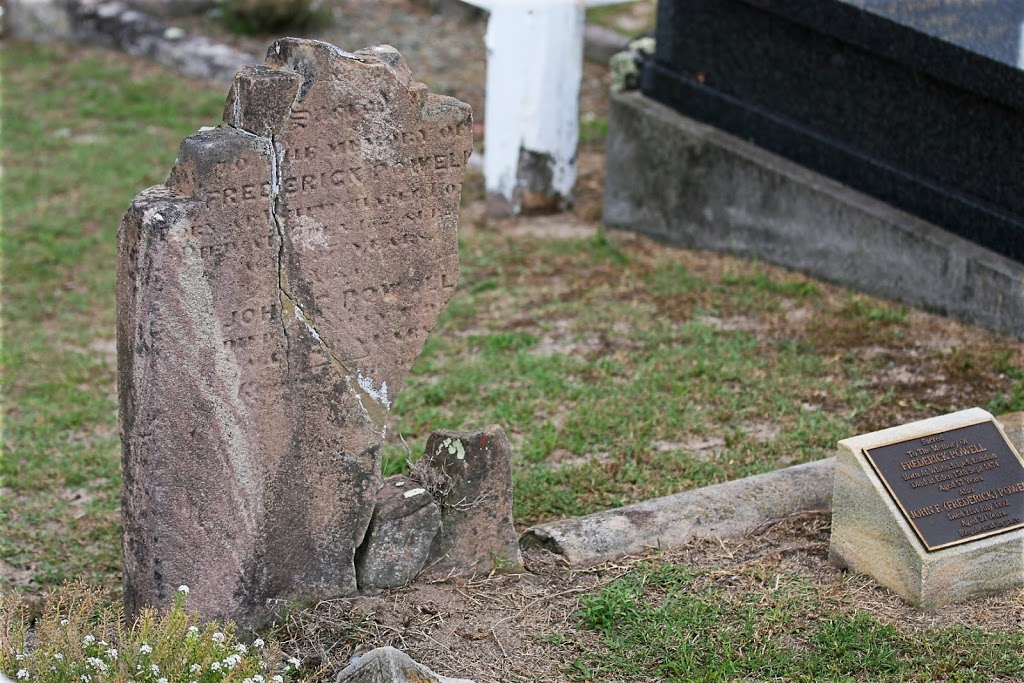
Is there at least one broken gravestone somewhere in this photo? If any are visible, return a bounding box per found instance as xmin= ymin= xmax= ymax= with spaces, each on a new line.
xmin=117 ymin=38 xmax=472 ymax=625
xmin=414 ymin=425 xmax=523 ymax=578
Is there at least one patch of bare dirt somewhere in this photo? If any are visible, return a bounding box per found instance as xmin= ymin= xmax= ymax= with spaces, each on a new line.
xmin=283 ymin=511 xmax=1024 ymax=682
xmin=501 ymin=214 xmax=598 ymax=242
xmin=0 ymin=559 xmax=36 ymax=589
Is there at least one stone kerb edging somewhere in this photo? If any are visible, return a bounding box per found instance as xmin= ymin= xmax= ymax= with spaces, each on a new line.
xmin=8 ymin=0 xmax=258 ymax=83
xmin=522 ymin=411 xmax=1024 ymax=566
xmin=520 ymin=458 xmax=836 ymax=565
xmin=70 ymin=0 xmax=258 ymax=82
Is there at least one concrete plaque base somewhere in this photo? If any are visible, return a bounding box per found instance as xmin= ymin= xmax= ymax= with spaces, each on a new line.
xmin=829 ymin=408 xmax=1024 ymax=609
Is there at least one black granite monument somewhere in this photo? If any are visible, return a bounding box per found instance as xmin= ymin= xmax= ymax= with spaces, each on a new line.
xmin=642 ymin=0 xmax=1024 ymax=263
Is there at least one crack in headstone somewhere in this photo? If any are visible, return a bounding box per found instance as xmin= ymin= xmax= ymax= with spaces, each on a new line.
xmin=119 ymin=39 xmax=473 ymax=625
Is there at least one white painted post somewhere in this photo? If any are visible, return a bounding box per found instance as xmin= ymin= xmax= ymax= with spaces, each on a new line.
xmin=462 ymin=0 xmax=632 ymax=216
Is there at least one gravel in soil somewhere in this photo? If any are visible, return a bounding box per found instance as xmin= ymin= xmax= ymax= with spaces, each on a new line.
xmin=282 ymin=511 xmax=1024 ymax=682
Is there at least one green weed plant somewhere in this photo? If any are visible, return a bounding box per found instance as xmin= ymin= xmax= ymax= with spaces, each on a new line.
xmin=0 ymin=583 xmax=312 ymax=682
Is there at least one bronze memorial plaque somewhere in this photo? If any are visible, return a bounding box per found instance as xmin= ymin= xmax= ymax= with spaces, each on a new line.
xmin=864 ymin=420 xmax=1024 ymax=551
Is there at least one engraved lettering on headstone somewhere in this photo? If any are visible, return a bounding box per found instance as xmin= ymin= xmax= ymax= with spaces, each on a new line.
xmin=863 ymin=420 xmax=1024 ymax=550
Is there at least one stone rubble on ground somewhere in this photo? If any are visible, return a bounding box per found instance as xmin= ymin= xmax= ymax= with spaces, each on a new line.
xmin=335 ymin=647 xmax=475 ymax=683
xmin=7 ymin=0 xmax=258 ymax=83
xmin=121 ymin=0 xmax=217 ymax=18
xmin=69 ymin=0 xmax=258 ymax=82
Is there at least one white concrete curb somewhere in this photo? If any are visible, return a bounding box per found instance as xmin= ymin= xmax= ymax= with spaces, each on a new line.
xmin=521 ymin=458 xmax=836 ymax=565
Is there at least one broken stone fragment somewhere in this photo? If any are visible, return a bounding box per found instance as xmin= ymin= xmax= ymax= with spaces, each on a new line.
xmin=355 ymin=475 xmax=442 ymax=592
xmin=414 ymin=425 xmax=522 ymax=579
xmin=334 ymin=647 xmax=475 ymax=683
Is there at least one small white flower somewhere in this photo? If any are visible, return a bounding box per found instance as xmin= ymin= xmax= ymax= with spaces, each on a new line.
xmin=150 ymin=663 xmax=160 ymax=673
xmin=15 ymin=653 xmax=26 ymax=661
xmin=190 ymin=663 xmax=202 ymax=673
xmin=272 ymin=675 xmax=284 ymax=683
xmin=60 ymin=619 xmax=69 ymax=626
xmin=253 ymin=675 xmax=265 ymax=682
xmin=106 ymin=647 xmax=118 ymax=660
xmin=288 ymin=656 xmax=301 ymax=668
xmin=210 ymin=661 xmax=222 ymax=671
xmin=86 ymin=657 xmax=108 ymax=673
xmin=80 ymin=676 xmax=90 ymax=683
xmin=98 ymin=641 xmax=107 ymax=647
xmin=158 ymin=678 xmax=169 ymax=683
xmin=139 ymin=644 xmax=153 ymax=655
xmin=52 ymin=653 xmax=63 ymax=661
xmin=177 ymin=585 xmax=190 ymax=594
xmin=212 ymin=631 xmax=225 ymax=643
xmin=224 ymin=653 xmax=242 ymax=669
xmin=83 ymin=635 xmax=95 ymax=645
xmin=235 ymin=643 xmax=248 ymax=653
xmin=252 ymin=638 xmax=265 ymax=648
xmin=16 ymin=670 xmax=28 ymax=680
xmin=243 ymin=679 xmax=254 ymax=683
xmin=186 ymin=626 xmax=200 ymax=638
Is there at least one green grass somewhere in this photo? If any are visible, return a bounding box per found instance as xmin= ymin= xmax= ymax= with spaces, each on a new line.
xmin=5 ymin=38 xmax=1024 ymax=589
xmin=219 ymin=0 xmax=329 ymax=36
xmin=579 ymin=114 xmax=609 ymax=145
xmin=3 ymin=38 xmax=1024 ymax=683
xmin=2 ymin=42 xmax=228 ymax=588
xmin=383 ymin=237 xmax=963 ymax=525
xmin=570 ymin=561 xmax=1024 ymax=682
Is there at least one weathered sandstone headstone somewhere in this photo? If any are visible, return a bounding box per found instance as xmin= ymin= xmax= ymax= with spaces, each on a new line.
xmin=414 ymin=426 xmax=522 ymax=579
xmin=355 ymin=475 xmax=441 ymax=592
xmin=117 ymin=38 xmax=472 ymax=624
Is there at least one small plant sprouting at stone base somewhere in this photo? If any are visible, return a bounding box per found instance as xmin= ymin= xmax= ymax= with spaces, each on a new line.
xmin=0 ymin=583 xmax=315 ymax=683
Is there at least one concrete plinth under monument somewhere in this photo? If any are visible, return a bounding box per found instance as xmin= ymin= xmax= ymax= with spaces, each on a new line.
xmin=602 ymin=91 xmax=1024 ymax=340
xmin=829 ymin=408 xmax=1024 ymax=609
